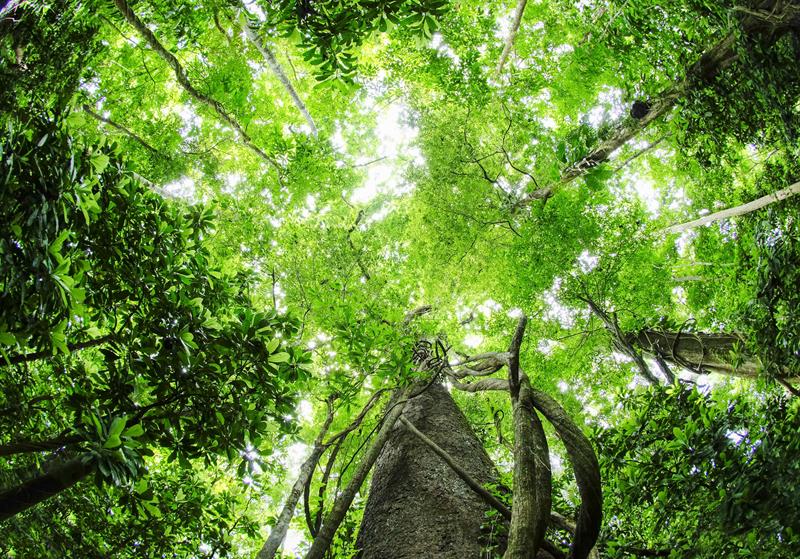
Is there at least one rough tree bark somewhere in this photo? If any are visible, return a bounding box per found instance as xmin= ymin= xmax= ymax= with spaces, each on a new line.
xmin=355 ymin=383 xmax=499 ymax=559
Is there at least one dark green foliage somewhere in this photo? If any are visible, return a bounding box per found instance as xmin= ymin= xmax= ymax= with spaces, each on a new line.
xmin=0 ymin=109 xmax=307 ymax=525
xmin=745 ymin=198 xmax=800 ymax=377
xmin=598 ymin=384 xmax=800 ymax=558
xmin=0 ymin=0 xmax=101 ymax=113
xmin=255 ymin=0 xmax=449 ymax=82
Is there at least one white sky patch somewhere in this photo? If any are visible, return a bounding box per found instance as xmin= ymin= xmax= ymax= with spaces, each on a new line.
xmin=477 ymin=298 xmax=502 ymax=319
xmin=577 ymin=250 xmax=599 ymax=273
xmin=242 ymin=0 xmax=266 ymax=21
xmin=672 ymin=286 xmax=687 ymax=305
xmin=161 ymin=176 xmax=196 ymax=199
xmin=430 ymin=33 xmax=461 ymax=65
xmin=675 ymin=229 xmax=696 ymax=257
xmin=176 ymin=103 xmax=202 ymax=139
xmin=282 ymin=528 xmax=306 ymax=555
xmin=543 ymin=278 xmax=579 ymax=328
xmin=558 ymin=380 xmax=570 ymax=393
xmin=297 ymin=400 xmax=313 ymax=422
xmin=284 ymin=442 xmax=309 ymax=472
xmin=550 ymin=452 xmax=565 ymax=475
xmin=463 ymin=333 xmax=484 ymax=349
xmin=222 ymin=172 xmax=243 ymax=194
xmin=586 ymin=87 xmax=625 ymax=128
xmin=350 ymin=103 xmax=421 ymax=205
xmin=537 ymin=339 xmax=562 ymax=356
xmin=632 ymin=175 xmax=661 ymax=216
xmin=507 ymin=307 xmax=524 ymax=319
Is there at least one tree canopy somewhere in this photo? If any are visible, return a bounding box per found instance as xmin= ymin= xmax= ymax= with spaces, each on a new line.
xmin=2 ymin=0 xmax=800 ymax=557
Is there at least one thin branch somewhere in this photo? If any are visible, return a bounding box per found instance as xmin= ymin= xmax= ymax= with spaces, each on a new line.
xmin=613 ymin=133 xmax=670 ymax=173
xmin=4 ymin=334 xmax=114 ymax=366
xmin=256 ymin=401 xmax=335 ymax=559
xmin=113 ymin=0 xmax=279 ymax=168
xmin=82 ymin=104 xmax=158 ymax=153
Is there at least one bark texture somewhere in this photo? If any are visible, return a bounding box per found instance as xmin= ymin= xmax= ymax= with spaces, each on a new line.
xmin=356 ymin=383 xmax=497 ymax=559
xmin=627 ymin=329 xmax=760 ymax=377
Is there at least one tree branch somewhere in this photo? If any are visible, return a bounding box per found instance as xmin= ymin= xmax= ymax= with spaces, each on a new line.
xmin=238 ymin=6 xmax=318 ymax=137
xmin=113 ymin=0 xmax=279 ymax=168
xmin=661 ymin=180 xmax=800 ymax=235
xmin=496 ymin=0 xmax=528 ymax=74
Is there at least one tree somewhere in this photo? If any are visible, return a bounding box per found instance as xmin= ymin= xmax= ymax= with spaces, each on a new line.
xmin=3 ymin=0 xmax=800 ymax=556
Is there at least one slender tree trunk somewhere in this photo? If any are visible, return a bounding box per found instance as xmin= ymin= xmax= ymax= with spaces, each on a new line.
xmin=627 ymin=329 xmax=760 ymax=377
xmin=256 ymin=403 xmax=335 ymax=559
xmin=661 ymin=180 xmax=800 ymax=234
xmin=239 ymin=7 xmax=319 ymax=137
xmin=355 ymin=383 xmax=500 ymax=559
xmin=0 ymin=455 xmax=94 ymax=521
xmin=519 ymin=0 xmax=800 ymax=203
xmin=496 ymin=0 xmax=528 ymax=74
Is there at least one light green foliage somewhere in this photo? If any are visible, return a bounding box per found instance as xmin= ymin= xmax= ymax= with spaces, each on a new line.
xmin=2 ymin=0 xmax=800 ymax=556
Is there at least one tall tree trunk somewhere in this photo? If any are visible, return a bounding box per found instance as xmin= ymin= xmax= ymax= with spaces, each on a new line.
xmin=355 ymin=383 xmax=499 ymax=558
xmin=627 ymin=330 xmax=760 ymax=377
xmin=0 ymin=455 xmax=95 ymax=521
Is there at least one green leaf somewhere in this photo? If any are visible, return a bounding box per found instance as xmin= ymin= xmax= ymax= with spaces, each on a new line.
xmin=123 ymin=423 xmax=145 ymax=438
xmin=91 ymin=152 xmax=110 ymax=174
xmin=268 ymin=352 xmax=290 ymax=363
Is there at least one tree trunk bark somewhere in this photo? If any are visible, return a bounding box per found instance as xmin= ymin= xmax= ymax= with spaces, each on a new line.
xmin=627 ymin=330 xmax=760 ymax=377
xmin=356 ymin=383 xmax=499 ymax=559
xmin=660 ymin=180 xmax=800 ymax=235
xmin=0 ymin=455 xmax=95 ymax=521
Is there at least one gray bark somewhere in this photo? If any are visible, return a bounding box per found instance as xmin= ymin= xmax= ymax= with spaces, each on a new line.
xmin=356 ymin=383 xmax=498 ymax=559
xmin=627 ymin=329 xmax=760 ymax=377
xmin=256 ymin=404 xmax=335 ymax=559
